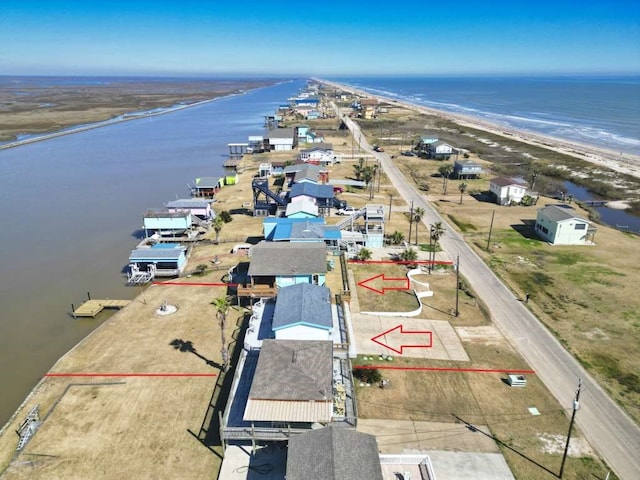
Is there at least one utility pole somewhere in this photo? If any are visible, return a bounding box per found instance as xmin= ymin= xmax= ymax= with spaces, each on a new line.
xmin=486 ymin=210 xmax=495 ymax=251
xmin=428 ymin=226 xmax=434 ymax=274
xmin=559 ymin=378 xmax=582 ymax=479
xmin=408 ymin=200 xmax=414 ymax=247
xmin=455 ymin=255 xmax=460 ymax=317
xmin=388 ymin=194 xmax=393 ymax=221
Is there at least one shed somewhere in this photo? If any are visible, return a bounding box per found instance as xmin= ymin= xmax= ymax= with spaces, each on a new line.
xmin=535 ymin=205 xmax=596 ymax=245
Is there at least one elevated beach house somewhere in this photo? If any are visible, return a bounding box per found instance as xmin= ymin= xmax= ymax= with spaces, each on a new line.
xmin=191 ymin=176 xmax=222 ymax=198
xmin=286 ymin=425 xmax=384 ymax=480
xmin=299 ymin=145 xmax=339 ymax=166
xmin=267 ymin=128 xmax=296 ymax=151
xmin=426 ymin=140 xmax=457 ymax=160
xmin=143 ymin=209 xmax=191 ymax=237
xmin=289 ymin=182 xmax=335 ymax=215
xmin=535 ymin=204 xmax=597 ymax=245
xmin=243 ymin=241 xmax=327 ymax=296
xmin=166 ymin=198 xmax=213 ymax=220
xmin=128 ymin=244 xmax=187 ymax=278
xmin=243 ymin=339 xmax=333 ymax=424
xmin=454 ymin=159 xmax=484 ymax=179
xmin=489 ymin=177 xmax=530 ymax=205
xmin=272 ymin=283 xmax=333 ymax=341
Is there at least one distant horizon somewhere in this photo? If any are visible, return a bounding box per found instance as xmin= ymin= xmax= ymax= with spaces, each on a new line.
xmin=2 ymin=1 xmax=638 ymax=77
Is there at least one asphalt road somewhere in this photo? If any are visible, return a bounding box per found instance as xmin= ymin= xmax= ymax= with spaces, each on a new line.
xmin=341 ymin=114 xmax=640 ymax=480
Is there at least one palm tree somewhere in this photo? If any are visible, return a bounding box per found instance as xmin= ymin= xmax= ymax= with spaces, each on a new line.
xmin=399 ymin=247 xmax=418 ymax=267
xmin=211 ymin=296 xmax=231 ymax=372
xmin=438 ymin=164 xmax=454 ymax=194
xmin=429 ymin=222 xmax=445 ymax=273
xmin=390 ymin=230 xmax=405 ymax=245
xmin=212 ymin=216 xmax=224 ymax=244
xmin=361 ymin=165 xmax=376 ymax=200
xmin=353 ymin=157 xmax=365 ymax=181
xmin=413 ymin=207 xmax=426 ymax=245
xmin=458 ymin=182 xmax=468 ymax=204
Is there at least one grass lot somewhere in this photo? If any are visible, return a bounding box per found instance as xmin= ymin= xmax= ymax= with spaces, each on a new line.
xmin=351 ymin=105 xmax=640 ymax=427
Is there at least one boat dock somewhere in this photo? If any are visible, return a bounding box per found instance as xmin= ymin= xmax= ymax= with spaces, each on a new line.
xmin=72 ymin=298 xmax=131 ymax=318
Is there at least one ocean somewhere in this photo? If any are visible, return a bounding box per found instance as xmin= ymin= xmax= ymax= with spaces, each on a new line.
xmin=327 ymin=75 xmax=640 ymax=156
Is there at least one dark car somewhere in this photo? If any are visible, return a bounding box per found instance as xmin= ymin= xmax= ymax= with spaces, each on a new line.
xmin=401 ymin=150 xmax=416 ymax=156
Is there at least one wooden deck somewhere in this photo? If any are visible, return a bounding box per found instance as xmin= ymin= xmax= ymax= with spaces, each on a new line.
xmin=72 ymin=299 xmax=131 ymax=318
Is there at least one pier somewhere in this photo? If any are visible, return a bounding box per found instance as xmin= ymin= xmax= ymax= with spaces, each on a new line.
xmin=71 ymin=295 xmax=131 ymax=318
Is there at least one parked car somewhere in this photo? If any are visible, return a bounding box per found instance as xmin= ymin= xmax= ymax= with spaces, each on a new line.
xmin=336 ymin=206 xmax=357 ymax=216
xmin=373 ymin=144 xmax=384 ymax=152
xmin=333 ymin=198 xmax=347 ymax=210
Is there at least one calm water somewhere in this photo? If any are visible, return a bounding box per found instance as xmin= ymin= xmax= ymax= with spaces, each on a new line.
xmin=0 ymin=79 xmax=305 ymax=427
xmin=328 ymin=75 xmax=640 ymax=155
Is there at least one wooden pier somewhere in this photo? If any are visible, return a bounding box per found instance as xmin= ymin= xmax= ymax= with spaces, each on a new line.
xmin=72 ymin=299 xmax=131 ymax=318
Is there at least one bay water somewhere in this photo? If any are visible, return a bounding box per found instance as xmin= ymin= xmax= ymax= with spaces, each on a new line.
xmin=0 ymin=79 xmax=304 ymax=427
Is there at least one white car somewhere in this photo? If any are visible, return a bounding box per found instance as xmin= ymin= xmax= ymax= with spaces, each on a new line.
xmin=337 ymin=207 xmax=357 ymax=215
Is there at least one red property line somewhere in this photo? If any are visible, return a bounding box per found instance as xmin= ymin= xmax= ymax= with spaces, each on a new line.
xmin=348 ymin=260 xmax=453 ymax=265
xmin=45 ymin=373 xmax=217 ymax=377
xmin=152 ymin=281 xmax=237 ymax=287
xmin=354 ymin=365 xmax=535 ymax=374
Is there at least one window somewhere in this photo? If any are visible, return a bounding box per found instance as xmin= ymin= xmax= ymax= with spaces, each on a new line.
xmin=575 ymin=223 xmax=586 ymax=230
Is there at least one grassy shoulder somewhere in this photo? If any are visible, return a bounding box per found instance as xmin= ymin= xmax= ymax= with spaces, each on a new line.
xmin=350 ymin=108 xmax=640 ymax=425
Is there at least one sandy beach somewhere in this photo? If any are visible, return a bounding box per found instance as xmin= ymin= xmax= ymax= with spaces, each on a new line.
xmin=319 ymin=79 xmax=640 ymax=180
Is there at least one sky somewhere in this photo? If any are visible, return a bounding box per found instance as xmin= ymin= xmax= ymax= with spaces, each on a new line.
xmin=1 ymin=0 xmax=639 ymax=76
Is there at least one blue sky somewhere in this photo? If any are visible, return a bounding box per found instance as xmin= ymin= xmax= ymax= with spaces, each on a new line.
xmin=1 ymin=0 xmax=639 ymax=76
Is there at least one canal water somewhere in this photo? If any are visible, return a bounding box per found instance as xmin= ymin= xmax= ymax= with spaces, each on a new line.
xmin=0 ymin=79 xmax=305 ymax=427
xmin=563 ymin=181 xmax=640 ymax=234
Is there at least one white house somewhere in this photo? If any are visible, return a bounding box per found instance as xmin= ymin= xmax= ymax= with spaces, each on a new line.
xmin=299 ymin=146 xmax=339 ymax=165
xmin=489 ymin=177 xmax=529 ymax=205
xmin=428 ymin=141 xmax=456 ymax=159
xmin=535 ymin=205 xmax=596 ymax=245
xmin=267 ymin=128 xmax=296 ymax=151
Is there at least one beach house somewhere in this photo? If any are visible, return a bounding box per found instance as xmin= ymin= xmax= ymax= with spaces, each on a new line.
xmin=142 ymin=209 xmax=192 ymax=237
xmin=489 ymin=177 xmax=529 ymax=205
xmin=427 ymin=140 xmax=457 ymax=159
xmin=289 ymin=182 xmax=335 ymax=215
xmin=191 ymin=176 xmax=222 ymax=198
xmin=245 ymin=241 xmax=327 ymax=290
xmin=535 ymin=205 xmax=597 ymax=245
xmin=454 ymin=159 xmax=484 ymax=178
xmin=267 ymin=128 xmax=296 ymax=151
xmin=299 ymin=145 xmax=339 ymax=166
xmin=243 ymin=339 xmax=333 ymax=424
xmin=286 ymin=426 xmax=384 ymax=480
xmin=272 ymin=283 xmax=333 ymax=341
xmin=128 ymin=244 xmax=187 ymax=277
xmin=166 ymin=198 xmax=213 ymax=220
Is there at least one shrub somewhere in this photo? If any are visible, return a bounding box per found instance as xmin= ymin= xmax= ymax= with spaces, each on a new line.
xmin=219 ymin=210 xmax=233 ymax=223
xmin=353 ymin=368 xmax=382 ymax=384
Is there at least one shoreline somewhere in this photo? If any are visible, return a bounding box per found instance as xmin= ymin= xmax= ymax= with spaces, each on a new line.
xmin=319 ymin=79 xmax=640 ymax=179
xmin=0 ymin=94 xmax=240 ymax=151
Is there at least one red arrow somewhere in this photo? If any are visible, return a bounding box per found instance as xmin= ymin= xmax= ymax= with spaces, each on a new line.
xmin=357 ymin=274 xmax=410 ymax=294
xmin=371 ymin=325 xmax=433 ymax=355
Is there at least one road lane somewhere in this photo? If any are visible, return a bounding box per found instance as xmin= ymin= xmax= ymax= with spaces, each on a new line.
xmin=341 ymin=113 xmax=640 ymax=479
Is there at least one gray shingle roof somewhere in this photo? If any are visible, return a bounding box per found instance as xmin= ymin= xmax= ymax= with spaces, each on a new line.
xmin=490 ymin=177 xmax=527 ymax=188
xmin=166 ymin=199 xmax=211 ymax=209
xmin=272 ymin=284 xmax=332 ymax=331
xmin=538 ymin=204 xmax=589 ymax=223
xmin=287 ymin=425 xmax=384 ymax=480
xmin=290 ymin=182 xmax=334 ymax=200
xmin=248 ymin=339 xmax=333 ymax=401
xmin=248 ymin=242 xmax=327 ymax=277
xmin=268 ymin=128 xmax=295 ymax=139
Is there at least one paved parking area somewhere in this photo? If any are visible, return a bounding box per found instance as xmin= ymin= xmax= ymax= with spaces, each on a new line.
xmin=350 ymin=313 xmax=470 ymax=361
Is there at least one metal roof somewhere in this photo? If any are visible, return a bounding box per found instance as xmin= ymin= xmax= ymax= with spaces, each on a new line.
xmin=264 ymin=217 xmax=324 ymax=241
xmin=166 ymin=199 xmax=211 ymax=209
xmin=287 ymin=425 xmax=384 ymax=480
xmin=490 ymin=177 xmax=527 ymax=188
xmin=290 ymin=182 xmax=334 ymax=200
xmin=272 ymin=284 xmax=332 ymax=331
xmin=129 ymin=248 xmax=185 ymax=261
xmin=144 ymin=209 xmax=190 ymax=219
xmin=248 ymin=242 xmax=327 ymax=276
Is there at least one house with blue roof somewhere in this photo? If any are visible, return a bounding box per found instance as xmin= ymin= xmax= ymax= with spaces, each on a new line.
xmin=272 ymin=284 xmax=333 ymax=341
xmin=290 ymin=182 xmax=335 ymax=214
